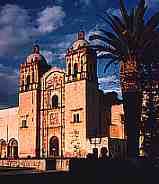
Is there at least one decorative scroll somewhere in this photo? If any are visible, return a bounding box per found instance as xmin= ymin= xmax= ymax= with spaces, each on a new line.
xmin=46 ymin=73 xmax=63 ymax=89
xmin=50 ymin=113 xmax=59 ymax=126
xmin=70 ymin=129 xmax=81 ymax=155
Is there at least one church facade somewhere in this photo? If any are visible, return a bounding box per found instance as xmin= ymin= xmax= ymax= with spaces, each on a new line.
xmin=0 ymin=31 xmax=125 ymax=158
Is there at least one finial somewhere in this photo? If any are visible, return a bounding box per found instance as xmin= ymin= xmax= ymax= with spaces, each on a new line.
xmin=77 ymin=30 xmax=85 ymax=40
xmin=32 ymin=43 xmax=40 ymax=54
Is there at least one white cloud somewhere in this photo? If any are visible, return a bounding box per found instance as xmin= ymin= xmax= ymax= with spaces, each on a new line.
xmin=98 ymin=75 xmax=116 ymax=83
xmin=0 ymin=4 xmax=34 ymax=57
xmin=41 ymin=50 xmax=66 ymax=66
xmin=37 ymin=6 xmax=65 ymax=34
xmin=44 ymin=33 xmax=76 ymax=64
xmin=0 ymin=4 xmax=66 ymax=58
xmin=98 ymin=75 xmax=121 ymax=94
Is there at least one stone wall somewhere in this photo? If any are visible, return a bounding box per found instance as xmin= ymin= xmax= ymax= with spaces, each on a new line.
xmin=0 ymin=107 xmax=18 ymax=143
xmin=0 ymin=158 xmax=69 ymax=171
xmin=110 ymin=104 xmax=124 ymax=139
xmin=0 ymin=159 xmax=46 ymax=171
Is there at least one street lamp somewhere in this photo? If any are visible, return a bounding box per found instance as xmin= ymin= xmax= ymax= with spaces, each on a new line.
xmin=89 ymin=137 xmax=101 ymax=148
xmin=89 ymin=134 xmax=101 ymax=159
xmin=89 ymin=128 xmax=101 ymax=148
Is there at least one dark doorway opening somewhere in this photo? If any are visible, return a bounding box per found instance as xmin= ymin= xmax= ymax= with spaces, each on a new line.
xmin=49 ymin=136 xmax=59 ymax=157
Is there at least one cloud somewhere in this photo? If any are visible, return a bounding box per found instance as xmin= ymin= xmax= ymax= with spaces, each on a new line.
xmin=41 ymin=32 xmax=76 ymax=66
xmin=0 ymin=4 xmax=66 ymax=58
xmin=0 ymin=4 xmax=34 ymax=58
xmin=98 ymin=75 xmax=116 ymax=83
xmin=0 ymin=63 xmax=19 ymax=108
xmin=0 ymin=64 xmax=18 ymax=92
xmin=37 ymin=6 xmax=65 ymax=34
xmin=98 ymin=75 xmax=120 ymax=88
xmin=98 ymin=75 xmax=121 ymax=96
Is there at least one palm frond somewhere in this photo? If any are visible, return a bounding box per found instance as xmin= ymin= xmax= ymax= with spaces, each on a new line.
xmin=119 ymin=0 xmax=129 ymax=28
xmin=106 ymin=13 xmax=125 ymax=34
xmin=89 ymin=34 xmax=109 ymax=42
xmin=104 ymin=12 xmax=125 ymax=31
xmin=136 ymin=0 xmax=146 ymax=18
xmin=97 ymin=14 xmax=119 ymax=33
xmin=97 ymin=14 xmax=128 ymax=45
xmin=90 ymin=44 xmax=122 ymax=57
xmin=91 ymin=0 xmax=159 ymax=70
xmin=145 ymin=11 xmax=159 ymax=33
xmin=112 ymin=15 xmax=125 ymax=30
xmin=100 ymin=30 xmax=120 ymax=41
xmin=89 ymin=32 xmax=123 ymax=53
xmin=129 ymin=8 xmax=135 ymax=33
xmin=134 ymin=0 xmax=146 ymax=41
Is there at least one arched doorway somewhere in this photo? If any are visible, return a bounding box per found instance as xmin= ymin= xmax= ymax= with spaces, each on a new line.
xmin=49 ymin=136 xmax=59 ymax=157
xmin=8 ymin=138 xmax=18 ymax=158
xmin=0 ymin=139 xmax=7 ymax=158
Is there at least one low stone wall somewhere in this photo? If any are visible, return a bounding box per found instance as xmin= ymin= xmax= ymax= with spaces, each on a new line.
xmin=0 ymin=158 xmax=69 ymax=171
xmin=56 ymin=158 xmax=70 ymax=171
xmin=0 ymin=159 xmax=46 ymax=171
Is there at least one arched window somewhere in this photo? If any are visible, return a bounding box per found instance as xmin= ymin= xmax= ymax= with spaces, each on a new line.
xmin=0 ymin=139 xmax=7 ymax=158
xmin=8 ymin=138 xmax=18 ymax=158
xmin=25 ymin=75 xmax=30 ymax=91
xmin=52 ymin=95 xmax=58 ymax=108
xmin=74 ymin=63 xmax=78 ymax=79
xmin=68 ymin=63 xmax=71 ymax=76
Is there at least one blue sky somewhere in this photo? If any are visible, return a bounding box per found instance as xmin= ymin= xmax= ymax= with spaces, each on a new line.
xmin=0 ymin=0 xmax=159 ymax=108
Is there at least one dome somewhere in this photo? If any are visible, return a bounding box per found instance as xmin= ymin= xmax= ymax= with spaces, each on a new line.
xmin=26 ymin=53 xmax=47 ymax=65
xmin=72 ymin=39 xmax=89 ymax=50
xmin=26 ymin=44 xmax=48 ymax=66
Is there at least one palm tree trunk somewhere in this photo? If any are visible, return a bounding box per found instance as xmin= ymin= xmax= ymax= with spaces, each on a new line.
xmin=120 ymin=55 xmax=143 ymax=158
xmin=122 ymin=91 xmax=142 ymax=158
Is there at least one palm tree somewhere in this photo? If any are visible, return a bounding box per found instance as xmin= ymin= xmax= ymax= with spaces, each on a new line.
xmin=89 ymin=0 xmax=159 ymax=158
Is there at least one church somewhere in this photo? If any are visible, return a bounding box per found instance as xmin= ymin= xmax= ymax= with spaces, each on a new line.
xmin=0 ymin=31 xmax=125 ymax=159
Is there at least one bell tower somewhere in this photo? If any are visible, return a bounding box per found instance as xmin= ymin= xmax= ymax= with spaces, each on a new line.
xmin=64 ymin=31 xmax=99 ymax=156
xmin=18 ymin=45 xmax=49 ymax=158
xmin=65 ymin=31 xmax=97 ymax=83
